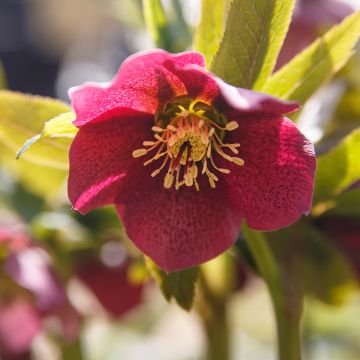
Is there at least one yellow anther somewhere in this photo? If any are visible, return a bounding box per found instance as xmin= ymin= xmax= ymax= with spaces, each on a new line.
xmin=191 ymin=164 xmax=198 ymax=178
xmin=132 ymin=149 xmax=147 ymax=158
xmin=152 ymin=126 xmax=165 ymax=132
xmin=143 ymin=141 xmax=155 ymax=146
xmin=164 ymin=173 xmax=174 ymax=188
xmin=154 ymin=134 xmax=165 ymax=142
xmin=185 ymin=173 xmax=193 ymax=187
xmin=225 ymin=121 xmax=239 ymax=131
xmin=208 ymin=172 xmax=219 ymax=182
xmin=232 ymin=157 xmax=245 ymax=166
xmin=167 ymin=125 xmax=177 ymax=132
xmin=151 ymin=169 xmax=161 ymax=177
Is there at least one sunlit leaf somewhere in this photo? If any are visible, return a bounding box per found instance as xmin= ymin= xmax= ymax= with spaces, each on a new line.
xmin=313 ymin=127 xmax=360 ymax=206
xmin=194 ymin=0 xmax=228 ymax=67
xmin=0 ymin=91 xmax=72 ymax=196
xmin=142 ymin=0 xmax=170 ymax=49
xmin=210 ymin=0 xmax=295 ymax=89
xmin=142 ymin=0 xmax=191 ymax=52
xmin=17 ymin=111 xmax=77 ymax=159
xmin=262 ymin=11 xmax=360 ymax=103
xmin=146 ymin=258 xmax=199 ymax=310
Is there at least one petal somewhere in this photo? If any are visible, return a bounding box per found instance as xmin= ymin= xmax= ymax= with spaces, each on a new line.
xmin=70 ymin=50 xmax=205 ymax=127
xmin=68 ymin=112 xmax=153 ymax=214
xmin=116 ymin=180 xmax=243 ymax=272
xmin=222 ymin=116 xmax=315 ymax=231
xmin=168 ymin=64 xmax=221 ymax=103
xmin=170 ymin=65 xmax=299 ymax=114
xmin=215 ymin=78 xmax=300 ymax=115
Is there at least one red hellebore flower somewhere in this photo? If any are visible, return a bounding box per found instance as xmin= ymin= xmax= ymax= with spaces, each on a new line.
xmin=68 ymin=50 xmax=316 ymax=271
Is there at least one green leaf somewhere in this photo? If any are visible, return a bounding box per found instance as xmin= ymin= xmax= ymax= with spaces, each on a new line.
xmin=262 ymin=11 xmax=360 ymax=102
xmin=325 ymin=189 xmax=360 ymax=218
xmin=210 ymin=0 xmax=295 ymax=89
xmin=142 ymin=0 xmax=170 ymax=49
xmin=142 ymin=0 xmax=191 ymax=52
xmin=146 ymin=258 xmax=199 ymax=310
xmin=300 ymin=225 xmax=357 ymax=305
xmin=0 ymin=90 xmax=72 ymax=196
xmin=193 ymin=0 xmax=228 ymax=67
xmin=263 ymin=221 xmax=357 ymax=305
xmin=17 ymin=111 xmax=77 ymax=159
xmin=313 ymin=127 xmax=360 ymax=206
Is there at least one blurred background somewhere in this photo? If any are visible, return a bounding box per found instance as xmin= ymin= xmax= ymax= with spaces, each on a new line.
xmin=0 ymin=0 xmax=360 ymax=359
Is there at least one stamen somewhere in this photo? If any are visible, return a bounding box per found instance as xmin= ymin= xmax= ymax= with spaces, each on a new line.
xmin=152 ymin=126 xmax=165 ymax=132
xmin=225 ymin=121 xmax=239 ymax=131
xmin=164 ymin=173 xmax=174 ymax=188
xmin=154 ymin=134 xmax=166 ymax=142
xmin=132 ymin=149 xmax=147 ymax=158
xmin=167 ymin=124 xmax=177 ymax=132
xmin=132 ymin=99 xmax=243 ymax=190
xmin=232 ymin=157 xmax=245 ymax=166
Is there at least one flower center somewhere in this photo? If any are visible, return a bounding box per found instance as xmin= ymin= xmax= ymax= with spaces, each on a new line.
xmin=132 ymin=98 xmax=244 ymax=190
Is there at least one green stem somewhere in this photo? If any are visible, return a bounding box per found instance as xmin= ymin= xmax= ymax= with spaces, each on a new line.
xmin=197 ymin=258 xmax=232 ymax=360
xmin=202 ymin=295 xmax=230 ymax=360
xmin=243 ymin=225 xmax=302 ymax=360
xmin=274 ymin=300 xmax=302 ymax=360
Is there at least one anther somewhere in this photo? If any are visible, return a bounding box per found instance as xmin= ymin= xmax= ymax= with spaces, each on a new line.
xmin=232 ymin=157 xmax=245 ymax=166
xmin=132 ymin=149 xmax=147 ymax=158
xmin=167 ymin=125 xmax=177 ymax=132
xmin=152 ymin=126 xmax=165 ymax=132
xmin=225 ymin=121 xmax=239 ymax=131
xmin=164 ymin=173 xmax=174 ymax=188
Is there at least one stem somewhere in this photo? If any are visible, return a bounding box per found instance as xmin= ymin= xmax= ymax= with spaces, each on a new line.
xmin=243 ymin=225 xmax=302 ymax=360
xmin=275 ymin=301 xmax=302 ymax=360
xmin=197 ymin=255 xmax=234 ymax=360
xmin=201 ymin=293 xmax=230 ymax=360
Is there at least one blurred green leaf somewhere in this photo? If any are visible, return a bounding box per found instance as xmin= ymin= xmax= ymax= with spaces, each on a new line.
xmin=210 ymin=0 xmax=295 ymax=89
xmin=325 ymin=189 xmax=360 ymax=217
xmin=0 ymin=90 xmax=72 ymax=197
xmin=300 ymin=225 xmax=357 ymax=305
xmin=142 ymin=0 xmax=169 ymax=49
xmin=194 ymin=0 xmax=228 ymax=67
xmin=262 ymin=11 xmax=360 ymax=102
xmin=146 ymin=258 xmax=199 ymax=310
xmin=246 ymin=219 xmax=357 ymax=307
xmin=142 ymin=0 xmax=191 ymax=52
xmin=313 ymin=127 xmax=360 ymax=206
